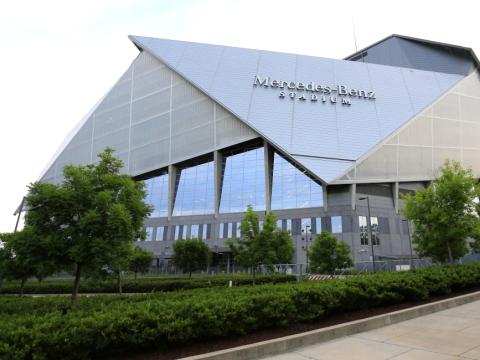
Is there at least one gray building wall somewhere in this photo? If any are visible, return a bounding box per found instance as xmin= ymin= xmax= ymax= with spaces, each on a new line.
xmin=137 ymin=182 xmax=415 ymax=266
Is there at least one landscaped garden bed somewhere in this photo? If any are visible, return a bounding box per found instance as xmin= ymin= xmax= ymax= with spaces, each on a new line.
xmin=0 ymin=274 xmax=296 ymax=294
xmin=1 ymin=264 xmax=480 ymax=359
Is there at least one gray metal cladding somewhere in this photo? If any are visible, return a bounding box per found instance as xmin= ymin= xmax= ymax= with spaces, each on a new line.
xmin=40 ymin=49 xmax=258 ymax=184
xmin=130 ymin=35 xmax=463 ymax=184
xmin=40 ymin=35 xmax=474 ymax=186
xmin=347 ymin=36 xmax=475 ymax=76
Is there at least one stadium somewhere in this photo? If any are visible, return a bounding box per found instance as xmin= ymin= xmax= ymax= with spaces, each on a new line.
xmin=32 ymin=34 xmax=480 ymax=271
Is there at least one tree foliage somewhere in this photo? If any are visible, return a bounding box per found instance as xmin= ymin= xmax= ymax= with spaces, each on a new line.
xmin=308 ymin=231 xmax=353 ymax=274
xmin=0 ymin=228 xmax=57 ymax=294
xmin=403 ymin=160 xmax=479 ymax=263
xmin=25 ymin=148 xmax=151 ymax=303
xmin=172 ymin=238 xmax=211 ymax=277
xmin=129 ymin=247 xmax=154 ymax=280
xmin=228 ymin=207 xmax=294 ymax=276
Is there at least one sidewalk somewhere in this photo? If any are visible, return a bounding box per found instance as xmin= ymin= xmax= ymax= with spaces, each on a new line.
xmin=262 ymin=299 xmax=480 ymax=360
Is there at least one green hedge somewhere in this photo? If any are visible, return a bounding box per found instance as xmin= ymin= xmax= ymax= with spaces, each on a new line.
xmin=0 ymin=274 xmax=296 ymax=294
xmin=1 ymin=264 xmax=480 ymax=359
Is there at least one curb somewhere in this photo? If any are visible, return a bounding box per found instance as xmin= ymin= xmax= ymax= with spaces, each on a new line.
xmin=180 ymin=290 xmax=480 ymax=360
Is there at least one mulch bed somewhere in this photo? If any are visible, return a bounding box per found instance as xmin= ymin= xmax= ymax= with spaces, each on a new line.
xmin=110 ymin=288 xmax=480 ymax=360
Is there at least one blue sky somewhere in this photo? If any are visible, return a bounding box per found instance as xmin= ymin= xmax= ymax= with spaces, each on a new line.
xmin=0 ymin=0 xmax=478 ymax=232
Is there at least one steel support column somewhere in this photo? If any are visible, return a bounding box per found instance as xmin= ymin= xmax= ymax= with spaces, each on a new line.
xmin=214 ymin=150 xmax=223 ymax=218
xmin=263 ymin=141 xmax=273 ymax=212
xmin=350 ymin=183 xmax=356 ymax=210
xmin=167 ymin=164 xmax=178 ymax=220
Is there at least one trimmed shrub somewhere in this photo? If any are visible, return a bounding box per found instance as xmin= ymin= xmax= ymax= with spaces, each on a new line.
xmin=0 ymin=274 xmax=296 ymax=294
xmin=0 ymin=264 xmax=479 ymax=359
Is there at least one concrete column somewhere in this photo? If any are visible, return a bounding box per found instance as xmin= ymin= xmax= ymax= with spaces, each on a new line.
xmin=214 ymin=150 xmax=223 ymax=218
xmin=393 ymin=182 xmax=399 ymax=214
xmin=350 ymin=183 xmax=357 ymax=210
xmin=263 ymin=141 xmax=273 ymax=212
xmin=167 ymin=164 xmax=178 ymax=220
xmin=322 ymin=185 xmax=328 ymax=212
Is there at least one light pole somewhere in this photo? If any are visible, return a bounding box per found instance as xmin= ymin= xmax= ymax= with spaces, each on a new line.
xmin=402 ymin=219 xmax=414 ymax=270
xmin=302 ymin=224 xmax=311 ymax=274
xmin=359 ymin=196 xmax=375 ymax=272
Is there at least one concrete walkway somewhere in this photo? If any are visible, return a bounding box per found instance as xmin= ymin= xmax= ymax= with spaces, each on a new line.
xmin=262 ymin=300 xmax=480 ymax=360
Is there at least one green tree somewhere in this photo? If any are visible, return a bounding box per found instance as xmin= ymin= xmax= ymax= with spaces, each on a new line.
xmin=403 ymin=160 xmax=479 ymax=263
xmin=228 ymin=207 xmax=294 ymax=279
xmin=0 ymin=228 xmax=56 ymax=295
xmin=172 ymin=238 xmax=211 ymax=277
xmin=129 ymin=246 xmax=154 ymax=280
xmin=25 ymin=148 xmax=151 ymax=304
xmin=227 ymin=206 xmax=260 ymax=277
xmin=308 ymin=231 xmax=353 ymax=274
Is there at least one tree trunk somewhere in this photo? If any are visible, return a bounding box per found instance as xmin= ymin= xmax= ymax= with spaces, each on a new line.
xmin=20 ymin=278 xmax=26 ymax=296
xmin=252 ymin=266 xmax=256 ymax=285
xmin=447 ymin=243 xmax=454 ymax=264
xmin=117 ymin=272 xmax=123 ymax=295
xmin=189 ymin=271 xmax=192 ymax=278
xmin=71 ymin=263 xmax=82 ymax=305
xmin=134 ymin=271 xmax=137 ymax=281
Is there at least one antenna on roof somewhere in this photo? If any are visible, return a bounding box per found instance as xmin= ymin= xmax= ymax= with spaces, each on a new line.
xmin=352 ymin=17 xmax=365 ymax=62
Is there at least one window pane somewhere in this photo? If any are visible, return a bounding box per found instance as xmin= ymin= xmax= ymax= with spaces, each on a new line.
xmin=145 ymin=227 xmax=154 ymax=241
xmin=359 ymin=216 xmax=368 ymax=245
xmin=331 ymin=216 xmax=342 ymax=234
xmin=190 ymin=224 xmax=199 ymax=238
xmin=272 ymin=153 xmax=323 ymax=210
xmin=220 ymin=147 xmax=266 ymax=213
xmin=145 ymin=174 xmax=168 ymax=217
xmin=202 ymin=225 xmax=208 ymax=240
xmin=371 ymin=217 xmax=380 ymax=245
xmin=315 ymin=217 xmax=322 ymax=234
xmin=276 ymin=220 xmax=282 ymax=229
xmin=218 ymin=223 xmax=224 ymax=238
xmin=156 ymin=226 xmax=164 ymax=241
xmin=173 ymin=161 xmax=214 ymax=216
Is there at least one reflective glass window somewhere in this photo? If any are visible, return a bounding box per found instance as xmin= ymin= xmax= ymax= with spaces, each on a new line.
xmin=174 ymin=226 xmax=180 ymax=240
xmin=201 ymin=225 xmax=208 ymax=240
xmin=359 ymin=216 xmax=368 ymax=245
xmin=145 ymin=174 xmax=168 ymax=217
xmin=220 ymin=147 xmax=266 ymax=213
xmin=301 ymin=218 xmax=311 ymax=230
xmin=190 ymin=224 xmax=199 ymax=238
xmin=156 ymin=226 xmax=164 ymax=241
xmin=359 ymin=216 xmax=379 ymax=245
xmin=286 ymin=219 xmax=292 ymax=232
xmin=276 ymin=220 xmax=283 ymax=229
xmin=315 ymin=218 xmax=322 ymax=234
xmin=145 ymin=227 xmax=154 ymax=241
xmin=272 ymin=154 xmax=323 ymax=210
xmin=227 ymin=223 xmax=233 ymax=238
xmin=331 ymin=216 xmax=342 ymax=234
xmin=173 ymin=161 xmax=214 ymax=216
xmin=218 ymin=223 xmax=224 ymax=238
xmin=371 ymin=217 xmax=380 ymax=245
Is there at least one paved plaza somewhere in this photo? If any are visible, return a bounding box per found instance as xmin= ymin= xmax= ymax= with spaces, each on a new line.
xmin=262 ymin=300 xmax=480 ymax=360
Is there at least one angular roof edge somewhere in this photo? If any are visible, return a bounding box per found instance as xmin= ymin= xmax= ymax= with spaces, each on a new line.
xmin=128 ymin=35 xmax=334 ymax=184
xmin=344 ymin=34 xmax=480 ymax=69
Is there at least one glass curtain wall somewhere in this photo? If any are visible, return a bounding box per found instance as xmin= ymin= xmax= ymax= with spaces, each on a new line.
xmin=272 ymin=153 xmax=323 ymax=210
xmin=145 ymin=174 xmax=169 ymax=217
xmin=220 ymin=147 xmax=266 ymax=213
xmin=173 ymin=161 xmax=215 ymax=216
